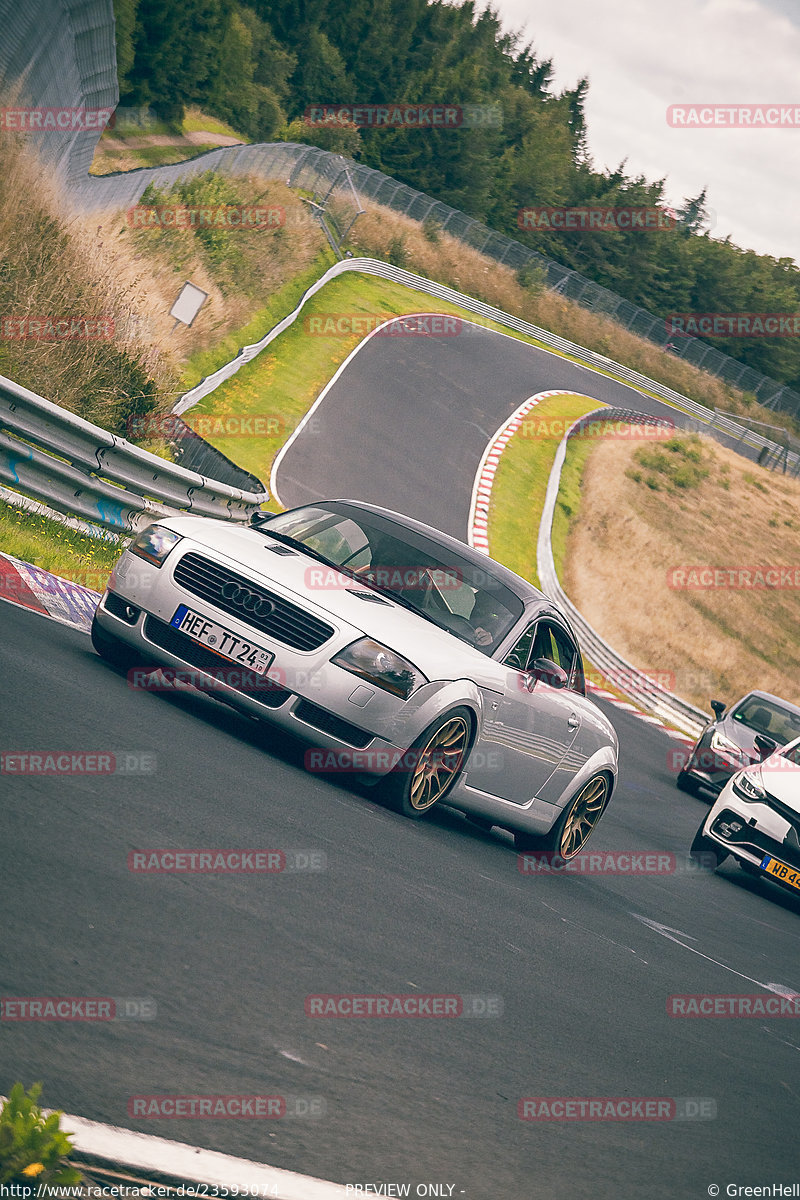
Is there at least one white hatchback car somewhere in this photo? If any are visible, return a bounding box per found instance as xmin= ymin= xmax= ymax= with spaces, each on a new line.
xmin=691 ymin=735 xmax=800 ymax=894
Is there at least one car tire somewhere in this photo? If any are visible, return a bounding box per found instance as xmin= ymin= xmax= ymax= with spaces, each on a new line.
xmin=676 ymin=769 xmax=698 ymax=794
xmin=383 ymin=708 xmax=472 ymax=820
xmin=514 ymin=774 xmax=611 ymax=860
xmin=90 ymin=613 xmax=148 ymax=674
xmin=690 ymin=823 xmax=727 ymax=869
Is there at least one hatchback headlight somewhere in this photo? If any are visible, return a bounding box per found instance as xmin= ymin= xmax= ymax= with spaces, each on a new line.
xmin=129 ymin=524 xmax=183 ymax=567
xmin=332 ymin=638 xmax=427 ymax=700
xmin=711 ymin=730 xmax=743 ymax=757
xmin=732 ymin=768 xmax=766 ymax=802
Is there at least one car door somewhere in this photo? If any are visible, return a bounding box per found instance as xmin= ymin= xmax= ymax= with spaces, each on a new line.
xmin=465 ymin=618 xmax=586 ymax=806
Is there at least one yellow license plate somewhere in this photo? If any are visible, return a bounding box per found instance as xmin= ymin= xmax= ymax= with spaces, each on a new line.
xmin=761 ymin=856 xmax=800 ymax=890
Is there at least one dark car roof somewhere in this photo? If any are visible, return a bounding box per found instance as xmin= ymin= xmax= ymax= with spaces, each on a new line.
xmin=328 ymin=499 xmax=549 ymax=604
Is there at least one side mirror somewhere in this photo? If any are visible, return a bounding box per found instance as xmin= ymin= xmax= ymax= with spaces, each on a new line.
xmin=710 ymin=699 xmax=726 ymax=719
xmin=530 ymin=657 xmax=569 ymax=690
xmin=754 ymin=733 xmax=777 ymax=760
xmin=249 ymin=510 xmax=271 ymax=527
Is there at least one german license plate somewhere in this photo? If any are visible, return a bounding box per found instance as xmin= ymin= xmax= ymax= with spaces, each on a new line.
xmin=170 ymin=605 xmax=274 ymax=674
xmin=760 ymin=855 xmax=800 ymax=891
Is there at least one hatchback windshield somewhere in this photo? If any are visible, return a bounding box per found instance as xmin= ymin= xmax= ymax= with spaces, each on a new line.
xmin=730 ymin=696 xmax=800 ymax=746
xmin=260 ymin=503 xmax=524 ymax=653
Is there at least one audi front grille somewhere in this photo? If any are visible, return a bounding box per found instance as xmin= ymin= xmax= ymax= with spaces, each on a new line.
xmin=173 ymin=552 xmax=335 ymax=652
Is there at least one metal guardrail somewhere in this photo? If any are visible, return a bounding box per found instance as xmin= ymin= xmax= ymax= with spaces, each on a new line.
xmin=537 ymin=407 xmax=707 ymax=736
xmin=0 ymin=374 xmax=269 ymax=534
xmin=172 ymin=257 xmax=800 ymax=481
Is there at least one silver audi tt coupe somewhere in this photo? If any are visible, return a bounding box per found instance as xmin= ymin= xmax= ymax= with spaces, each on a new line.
xmin=91 ymin=500 xmax=618 ymax=858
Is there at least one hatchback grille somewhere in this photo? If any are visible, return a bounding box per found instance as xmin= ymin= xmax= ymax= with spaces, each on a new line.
xmin=173 ymin=552 xmax=334 ymax=651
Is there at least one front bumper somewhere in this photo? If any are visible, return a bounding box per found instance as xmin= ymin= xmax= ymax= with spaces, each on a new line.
xmin=94 ymin=546 xmax=482 ymax=781
xmin=681 ymin=743 xmax=751 ymax=795
xmin=702 ymin=776 xmax=800 ymax=884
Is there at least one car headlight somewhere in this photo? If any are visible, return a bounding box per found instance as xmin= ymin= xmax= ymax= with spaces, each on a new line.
xmin=332 ymin=638 xmax=428 ymax=700
xmin=710 ymin=730 xmax=744 ymax=757
xmin=732 ymin=768 xmax=766 ymax=802
xmin=129 ymin=524 xmax=183 ymax=568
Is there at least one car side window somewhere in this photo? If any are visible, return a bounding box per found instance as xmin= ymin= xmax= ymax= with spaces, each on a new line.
xmin=527 ymin=620 xmax=585 ymax=695
xmin=549 ymin=623 xmax=585 ymax=695
xmin=503 ymin=623 xmax=536 ymax=670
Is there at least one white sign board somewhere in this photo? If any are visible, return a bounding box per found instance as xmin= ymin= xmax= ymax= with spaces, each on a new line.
xmin=170 ymin=281 xmax=208 ymax=328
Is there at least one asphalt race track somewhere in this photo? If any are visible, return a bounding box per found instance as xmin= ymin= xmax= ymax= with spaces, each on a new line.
xmin=1 ymin=326 xmax=797 ymax=1200
xmin=275 ymin=322 xmax=759 ymax=526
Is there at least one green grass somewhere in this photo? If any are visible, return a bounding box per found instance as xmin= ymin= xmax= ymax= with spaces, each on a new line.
xmin=181 ymin=250 xmax=336 ymax=389
xmin=487 ymin=393 xmax=603 ymax=587
xmin=550 ymin=434 xmax=601 ymax=578
xmin=0 ymin=502 xmax=123 ymax=589
xmin=91 ymin=145 xmax=223 ymax=175
xmin=182 ymin=111 xmax=248 ymax=140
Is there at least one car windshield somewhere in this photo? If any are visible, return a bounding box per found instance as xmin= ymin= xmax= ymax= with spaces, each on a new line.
xmin=730 ymin=697 xmax=800 ymax=746
xmin=260 ymin=503 xmax=524 ymax=653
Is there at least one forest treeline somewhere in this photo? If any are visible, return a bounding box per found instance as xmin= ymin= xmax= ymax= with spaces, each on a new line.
xmin=114 ymin=0 xmax=800 ymax=390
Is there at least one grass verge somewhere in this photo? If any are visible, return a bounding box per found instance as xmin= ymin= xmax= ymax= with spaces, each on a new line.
xmin=562 ymin=431 xmax=800 ymax=708
xmin=486 ymin=393 xmax=603 ymax=587
xmin=0 ymin=503 xmax=122 ymax=590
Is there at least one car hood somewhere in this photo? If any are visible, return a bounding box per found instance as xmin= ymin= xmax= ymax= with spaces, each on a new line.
xmin=758 ymin=754 xmax=800 ymax=810
xmin=164 ymin=517 xmax=506 ymax=687
xmin=719 ymin=716 xmax=772 ymax=761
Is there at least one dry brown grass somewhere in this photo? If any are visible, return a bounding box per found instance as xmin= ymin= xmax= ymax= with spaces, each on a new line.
xmin=80 ymin=177 xmax=326 ymax=363
xmin=0 ymin=131 xmax=177 ymax=430
xmin=349 ymin=202 xmax=798 ymax=439
xmin=0 ymin=127 xmax=326 ymax=428
xmin=563 ymin=434 xmax=800 ymax=708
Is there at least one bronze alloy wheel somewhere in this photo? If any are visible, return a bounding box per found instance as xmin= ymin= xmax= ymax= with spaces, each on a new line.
xmin=557 ymin=775 xmax=609 ymax=859
xmin=408 ymin=714 xmax=470 ymax=812
xmin=384 ymin=708 xmax=474 ymax=819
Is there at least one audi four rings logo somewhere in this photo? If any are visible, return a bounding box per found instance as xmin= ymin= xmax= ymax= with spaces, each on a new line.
xmin=220 ymin=581 xmax=274 ymax=618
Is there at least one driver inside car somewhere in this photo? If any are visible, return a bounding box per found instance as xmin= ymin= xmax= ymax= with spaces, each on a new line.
xmin=468 ymin=592 xmax=504 ymax=648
